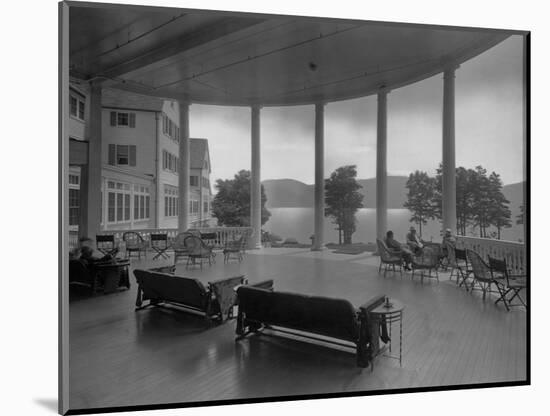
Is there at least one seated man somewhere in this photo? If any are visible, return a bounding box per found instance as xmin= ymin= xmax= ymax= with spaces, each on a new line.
xmin=385 ymin=230 xmax=413 ymax=271
xmin=441 ymin=228 xmax=456 ymax=258
xmin=73 ymin=238 xmax=127 ymax=291
xmin=406 ymin=226 xmax=424 ymax=255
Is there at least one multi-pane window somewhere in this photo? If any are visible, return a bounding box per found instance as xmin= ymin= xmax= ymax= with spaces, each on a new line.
xmin=117 ymin=145 xmax=129 ymax=165
xmin=189 ymin=199 xmax=199 ymax=214
xmin=69 ymin=174 xmax=79 ymax=185
xmin=68 ymin=173 xmax=80 ymax=226
xmin=202 ymin=177 xmax=210 ymax=189
xmin=162 ymin=113 xmax=179 ymax=143
xmin=203 ymin=201 xmax=209 ymax=214
xmin=133 ymin=185 xmax=150 ymax=221
xmin=69 ymin=189 xmax=80 ymax=226
xmin=190 ymin=176 xmax=199 ymax=187
xmin=69 ymin=93 xmax=85 ymax=121
xmin=117 ymin=113 xmax=129 ymax=126
xmin=109 ymin=111 xmax=136 ymax=128
xmin=162 ymin=150 xmax=179 ymax=174
xmin=164 ymin=185 xmax=178 ymax=217
xmin=108 ymin=144 xmax=136 ymax=166
xmin=106 ymin=181 xmax=131 ymax=223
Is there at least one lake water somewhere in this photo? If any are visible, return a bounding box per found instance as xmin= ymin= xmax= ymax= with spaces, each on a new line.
xmin=263 ymin=207 xmax=524 ymax=244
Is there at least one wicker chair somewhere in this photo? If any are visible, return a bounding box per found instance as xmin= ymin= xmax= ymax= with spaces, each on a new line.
xmin=172 ymin=232 xmax=193 ymax=265
xmin=184 ymin=235 xmax=216 ymax=269
xmin=488 ymin=256 xmax=527 ymax=310
xmin=376 ymin=239 xmax=403 ymax=276
xmin=224 ymin=231 xmax=250 ymax=263
xmin=411 ymin=245 xmax=440 ymax=284
xmin=122 ymin=232 xmax=148 ymax=259
xmin=466 ymin=249 xmax=507 ymax=301
xmin=450 ymin=247 xmax=473 ymax=289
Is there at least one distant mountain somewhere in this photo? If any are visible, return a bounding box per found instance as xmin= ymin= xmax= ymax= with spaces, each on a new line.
xmin=263 ymin=177 xmax=525 ymax=213
xmin=502 ymin=181 xmax=525 ymax=219
xmin=357 ymin=176 xmax=408 ymax=209
xmin=263 ymin=176 xmax=408 ymax=209
xmin=262 ymin=179 xmax=313 ymax=208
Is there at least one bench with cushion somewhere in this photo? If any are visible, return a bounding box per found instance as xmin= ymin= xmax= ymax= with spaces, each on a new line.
xmin=235 ymin=285 xmax=386 ymax=368
xmin=133 ymin=268 xmax=251 ymax=322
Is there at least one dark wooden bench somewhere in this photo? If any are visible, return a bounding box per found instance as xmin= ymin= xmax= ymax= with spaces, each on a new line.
xmin=235 ymin=284 xmax=386 ymax=368
xmin=133 ymin=268 xmax=272 ymax=322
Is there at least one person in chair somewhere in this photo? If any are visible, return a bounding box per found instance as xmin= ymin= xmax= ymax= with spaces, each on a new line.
xmin=406 ymin=226 xmax=424 ymax=255
xmin=385 ymin=230 xmax=412 ymax=271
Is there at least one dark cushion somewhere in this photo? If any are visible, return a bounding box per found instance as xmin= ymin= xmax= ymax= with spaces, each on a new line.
xmin=69 ymin=259 xmax=93 ymax=285
xmin=237 ymin=286 xmax=359 ymax=341
xmin=134 ymin=269 xmax=208 ymax=310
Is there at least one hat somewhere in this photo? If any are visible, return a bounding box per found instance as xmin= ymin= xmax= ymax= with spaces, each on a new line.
xmin=445 ymin=228 xmax=452 ymax=233
xmin=409 ymin=226 xmax=416 ymax=231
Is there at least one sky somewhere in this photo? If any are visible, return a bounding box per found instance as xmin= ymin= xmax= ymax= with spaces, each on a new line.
xmin=189 ymin=35 xmax=524 ymax=186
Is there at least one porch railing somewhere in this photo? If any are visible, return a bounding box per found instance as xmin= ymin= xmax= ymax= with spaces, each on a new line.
xmin=93 ymin=226 xmax=255 ymax=250
xmin=456 ymin=236 xmax=526 ymax=274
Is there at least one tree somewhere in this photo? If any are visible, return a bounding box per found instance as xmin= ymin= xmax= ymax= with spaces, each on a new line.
xmin=435 ymin=165 xmax=476 ymax=235
xmin=487 ymin=172 xmax=511 ymax=239
xmin=324 ymin=165 xmax=364 ymax=245
xmin=403 ymin=170 xmax=437 ymax=236
xmin=211 ymin=170 xmax=271 ymax=227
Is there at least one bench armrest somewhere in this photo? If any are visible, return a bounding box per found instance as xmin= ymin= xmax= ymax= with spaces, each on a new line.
xmin=358 ymin=295 xmax=386 ymax=315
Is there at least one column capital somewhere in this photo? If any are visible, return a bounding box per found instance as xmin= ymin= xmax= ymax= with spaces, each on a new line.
xmin=443 ymin=64 xmax=460 ymax=78
xmin=377 ymin=85 xmax=390 ymax=95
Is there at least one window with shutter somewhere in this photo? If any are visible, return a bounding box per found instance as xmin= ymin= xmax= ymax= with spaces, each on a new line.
xmin=108 ymin=144 xmax=116 ymax=165
xmin=117 ymin=145 xmax=129 ymax=165
xmin=129 ymin=145 xmax=136 ymax=166
xmin=110 ymin=111 xmax=116 ymax=126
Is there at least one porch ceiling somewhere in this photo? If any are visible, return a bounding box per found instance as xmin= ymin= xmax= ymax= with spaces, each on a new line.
xmin=68 ymin=2 xmax=512 ymax=106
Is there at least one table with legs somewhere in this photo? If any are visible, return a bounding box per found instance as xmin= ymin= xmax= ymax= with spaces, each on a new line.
xmin=370 ymin=299 xmax=404 ymax=367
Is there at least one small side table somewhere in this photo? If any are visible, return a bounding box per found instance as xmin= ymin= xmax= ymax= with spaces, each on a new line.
xmin=370 ymin=299 xmax=404 ymax=367
xmin=93 ymin=260 xmax=131 ymax=293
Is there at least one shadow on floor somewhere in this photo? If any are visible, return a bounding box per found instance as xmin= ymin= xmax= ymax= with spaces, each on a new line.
xmin=34 ymin=398 xmax=57 ymax=413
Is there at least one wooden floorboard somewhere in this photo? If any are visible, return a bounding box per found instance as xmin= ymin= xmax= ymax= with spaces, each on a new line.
xmin=68 ymin=248 xmax=527 ymax=410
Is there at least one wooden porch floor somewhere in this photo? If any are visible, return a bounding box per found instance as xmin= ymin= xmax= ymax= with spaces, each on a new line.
xmin=68 ymin=248 xmax=527 ymax=411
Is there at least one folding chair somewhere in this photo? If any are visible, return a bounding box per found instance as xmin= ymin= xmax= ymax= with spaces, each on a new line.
xmin=96 ymin=234 xmax=118 ymax=257
xmin=150 ymin=233 xmax=170 ymax=260
xmin=466 ymin=249 xmax=508 ymax=302
xmin=488 ymin=256 xmax=527 ymax=310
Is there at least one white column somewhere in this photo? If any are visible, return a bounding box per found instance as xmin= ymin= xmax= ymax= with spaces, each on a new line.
xmin=376 ymin=88 xmax=388 ymax=240
xmin=442 ymin=67 xmax=457 ymax=233
xmin=79 ymin=83 xmax=103 ymax=239
xmin=178 ymin=102 xmax=190 ymax=233
xmin=250 ymin=105 xmax=262 ymax=249
xmin=312 ymin=102 xmax=325 ymax=250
